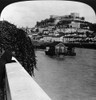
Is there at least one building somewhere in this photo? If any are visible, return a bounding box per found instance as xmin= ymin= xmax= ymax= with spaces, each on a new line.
xmin=42 ymin=35 xmax=64 ymax=42
xmin=34 ymin=13 xmax=94 ymax=43
xmin=50 ymin=13 xmax=85 ymax=23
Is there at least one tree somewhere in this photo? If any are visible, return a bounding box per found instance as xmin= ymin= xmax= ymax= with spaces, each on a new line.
xmin=81 ymin=17 xmax=85 ymax=20
xmin=89 ymin=23 xmax=96 ymax=32
xmin=0 ymin=21 xmax=36 ymax=76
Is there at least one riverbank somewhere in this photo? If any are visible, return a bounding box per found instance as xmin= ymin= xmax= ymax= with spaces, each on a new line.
xmin=64 ymin=42 xmax=96 ymax=49
xmin=32 ymin=40 xmax=96 ymax=50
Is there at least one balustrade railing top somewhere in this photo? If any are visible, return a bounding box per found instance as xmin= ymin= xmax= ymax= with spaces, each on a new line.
xmin=5 ymin=57 xmax=51 ymax=100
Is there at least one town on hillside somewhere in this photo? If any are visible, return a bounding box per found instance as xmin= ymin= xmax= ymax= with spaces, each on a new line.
xmin=22 ymin=13 xmax=96 ymax=44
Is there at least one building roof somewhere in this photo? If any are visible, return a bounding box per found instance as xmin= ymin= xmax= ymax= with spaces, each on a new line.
xmin=55 ymin=43 xmax=66 ymax=47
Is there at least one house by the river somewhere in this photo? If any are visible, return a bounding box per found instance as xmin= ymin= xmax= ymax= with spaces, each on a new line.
xmin=45 ymin=42 xmax=76 ymax=56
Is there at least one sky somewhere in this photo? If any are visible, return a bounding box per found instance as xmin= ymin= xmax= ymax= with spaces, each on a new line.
xmin=0 ymin=1 xmax=96 ymax=28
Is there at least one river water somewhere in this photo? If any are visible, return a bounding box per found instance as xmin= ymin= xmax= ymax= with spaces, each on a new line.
xmin=34 ymin=48 xmax=96 ymax=100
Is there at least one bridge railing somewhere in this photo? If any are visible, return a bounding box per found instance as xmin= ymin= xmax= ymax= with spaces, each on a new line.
xmin=5 ymin=57 xmax=51 ymax=100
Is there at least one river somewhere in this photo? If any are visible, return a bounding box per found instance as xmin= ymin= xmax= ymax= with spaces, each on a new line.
xmin=34 ymin=48 xmax=96 ymax=100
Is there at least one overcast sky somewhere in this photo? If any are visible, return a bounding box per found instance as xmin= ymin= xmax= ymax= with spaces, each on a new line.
xmin=0 ymin=1 xmax=96 ymax=28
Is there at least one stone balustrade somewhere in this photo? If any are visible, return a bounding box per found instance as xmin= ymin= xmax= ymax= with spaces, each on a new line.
xmin=5 ymin=57 xmax=51 ymax=100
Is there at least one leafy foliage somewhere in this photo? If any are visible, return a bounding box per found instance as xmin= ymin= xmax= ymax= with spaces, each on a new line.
xmin=0 ymin=21 xmax=36 ymax=76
